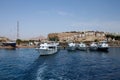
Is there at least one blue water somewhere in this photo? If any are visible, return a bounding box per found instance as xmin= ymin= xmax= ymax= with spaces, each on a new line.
xmin=0 ymin=48 xmax=120 ymax=80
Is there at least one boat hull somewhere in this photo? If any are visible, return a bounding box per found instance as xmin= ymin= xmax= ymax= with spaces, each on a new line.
xmin=39 ymin=49 xmax=57 ymax=56
xmin=97 ymin=47 xmax=108 ymax=51
xmin=77 ymin=43 xmax=87 ymax=51
xmin=78 ymin=47 xmax=87 ymax=51
xmin=2 ymin=42 xmax=16 ymax=49
xmin=89 ymin=47 xmax=98 ymax=51
xmin=67 ymin=46 xmax=76 ymax=51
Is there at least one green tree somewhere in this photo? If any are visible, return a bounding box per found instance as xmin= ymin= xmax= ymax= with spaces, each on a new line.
xmin=16 ymin=39 xmax=22 ymax=45
xmin=49 ymin=36 xmax=59 ymax=41
xmin=94 ymin=39 xmax=98 ymax=42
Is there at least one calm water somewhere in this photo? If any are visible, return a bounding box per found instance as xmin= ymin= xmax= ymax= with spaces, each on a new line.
xmin=0 ymin=48 xmax=120 ymax=80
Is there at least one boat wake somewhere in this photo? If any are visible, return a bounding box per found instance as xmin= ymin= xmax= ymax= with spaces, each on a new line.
xmin=36 ymin=62 xmax=47 ymax=80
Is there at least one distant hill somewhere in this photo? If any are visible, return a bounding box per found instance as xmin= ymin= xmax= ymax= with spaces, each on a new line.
xmin=0 ymin=37 xmax=10 ymax=42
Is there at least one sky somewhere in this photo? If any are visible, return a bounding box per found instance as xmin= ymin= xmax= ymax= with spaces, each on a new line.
xmin=0 ymin=0 xmax=120 ymax=39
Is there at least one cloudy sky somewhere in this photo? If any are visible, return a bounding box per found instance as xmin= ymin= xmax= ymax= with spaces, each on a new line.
xmin=0 ymin=0 xmax=120 ymax=39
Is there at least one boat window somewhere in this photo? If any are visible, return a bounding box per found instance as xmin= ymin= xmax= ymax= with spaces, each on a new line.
xmin=41 ymin=46 xmax=44 ymax=48
xmin=49 ymin=46 xmax=55 ymax=49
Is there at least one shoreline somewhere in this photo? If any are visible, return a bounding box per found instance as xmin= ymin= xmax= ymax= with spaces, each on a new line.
xmin=16 ymin=45 xmax=36 ymax=48
xmin=0 ymin=45 xmax=36 ymax=49
xmin=0 ymin=45 xmax=120 ymax=49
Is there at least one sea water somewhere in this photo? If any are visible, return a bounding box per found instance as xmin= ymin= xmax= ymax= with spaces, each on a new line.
xmin=0 ymin=47 xmax=120 ymax=80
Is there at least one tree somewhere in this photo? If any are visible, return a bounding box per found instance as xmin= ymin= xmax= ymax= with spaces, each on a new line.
xmin=16 ymin=39 xmax=22 ymax=45
xmin=94 ymin=39 xmax=98 ymax=42
xmin=48 ymin=33 xmax=59 ymax=41
xmin=106 ymin=34 xmax=120 ymax=41
xmin=49 ymin=35 xmax=59 ymax=41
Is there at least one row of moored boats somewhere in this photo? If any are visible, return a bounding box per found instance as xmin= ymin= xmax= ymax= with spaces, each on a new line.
xmin=36 ymin=41 xmax=109 ymax=56
xmin=67 ymin=41 xmax=109 ymax=51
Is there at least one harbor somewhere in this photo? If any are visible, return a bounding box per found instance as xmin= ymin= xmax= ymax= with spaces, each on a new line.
xmin=0 ymin=34 xmax=120 ymax=80
xmin=1 ymin=33 xmax=120 ymax=80
xmin=0 ymin=0 xmax=120 ymax=80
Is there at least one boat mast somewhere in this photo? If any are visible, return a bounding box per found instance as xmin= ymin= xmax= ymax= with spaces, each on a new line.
xmin=17 ymin=21 xmax=19 ymax=40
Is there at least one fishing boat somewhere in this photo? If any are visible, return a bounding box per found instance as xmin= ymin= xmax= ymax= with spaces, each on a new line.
xmin=67 ymin=42 xmax=76 ymax=51
xmin=97 ymin=41 xmax=109 ymax=51
xmin=77 ymin=42 xmax=87 ymax=51
xmin=89 ymin=42 xmax=98 ymax=51
xmin=37 ymin=43 xmax=58 ymax=56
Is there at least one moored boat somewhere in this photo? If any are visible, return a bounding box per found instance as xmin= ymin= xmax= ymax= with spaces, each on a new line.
xmin=89 ymin=42 xmax=98 ymax=51
xmin=77 ymin=42 xmax=87 ymax=51
xmin=2 ymin=41 xmax=16 ymax=49
xmin=67 ymin=42 xmax=76 ymax=51
xmin=37 ymin=43 xmax=58 ymax=56
xmin=97 ymin=41 xmax=109 ymax=51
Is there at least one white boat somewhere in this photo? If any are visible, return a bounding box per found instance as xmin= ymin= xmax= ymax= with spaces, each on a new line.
xmin=77 ymin=43 xmax=87 ymax=51
xmin=78 ymin=42 xmax=87 ymax=51
xmin=67 ymin=43 xmax=76 ymax=51
xmin=89 ymin=42 xmax=98 ymax=51
xmin=37 ymin=43 xmax=58 ymax=56
xmin=97 ymin=41 xmax=109 ymax=51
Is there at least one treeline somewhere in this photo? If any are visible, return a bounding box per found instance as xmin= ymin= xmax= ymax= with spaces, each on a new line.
xmin=16 ymin=39 xmax=35 ymax=45
xmin=106 ymin=34 xmax=120 ymax=40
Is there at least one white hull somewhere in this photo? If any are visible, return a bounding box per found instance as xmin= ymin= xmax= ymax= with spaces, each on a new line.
xmin=78 ymin=47 xmax=87 ymax=51
xmin=78 ymin=43 xmax=87 ymax=51
xmin=39 ymin=49 xmax=57 ymax=56
xmin=37 ymin=43 xmax=58 ymax=56
xmin=67 ymin=43 xmax=76 ymax=51
xmin=89 ymin=47 xmax=98 ymax=51
xmin=89 ymin=42 xmax=98 ymax=51
xmin=67 ymin=46 xmax=76 ymax=51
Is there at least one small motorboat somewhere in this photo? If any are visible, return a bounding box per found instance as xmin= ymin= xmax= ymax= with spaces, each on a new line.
xmin=89 ymin=42 xmax=98 ymax=51
xmin=97 ymin=41 xmax=109 ymax=51
xmin=78 ymin=42 xmax=87 ymax=51
xmin=67 ymin=42 xmax=76 ymax=51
